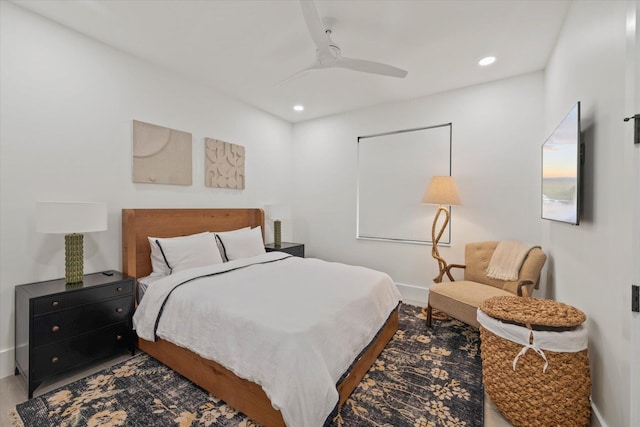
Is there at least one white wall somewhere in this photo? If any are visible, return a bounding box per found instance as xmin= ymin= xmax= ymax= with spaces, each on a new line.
xmin=543 ymin=1 xmax=632 ymax=426
xmin=0 ymin=2 xmax=293 ymax=378
xmin=292 ymin=72 xmax=545 ymax=297
xmin=629 ymin=0 xmax=640 ymax=424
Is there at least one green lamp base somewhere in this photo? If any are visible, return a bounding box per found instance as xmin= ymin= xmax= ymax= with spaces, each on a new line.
xmin=274 ymin=220 xmax=282 ymax=247
xmin=65 ymin=233 xmax=84 ymax=284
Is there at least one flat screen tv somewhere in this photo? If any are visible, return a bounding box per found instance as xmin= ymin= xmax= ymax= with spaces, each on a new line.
xmin=542 ymin=102 xmax=582 ymax=225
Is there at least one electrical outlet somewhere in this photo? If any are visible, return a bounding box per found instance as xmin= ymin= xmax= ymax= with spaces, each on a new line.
xmin=633 ymin=285 xmax=639 ymax=313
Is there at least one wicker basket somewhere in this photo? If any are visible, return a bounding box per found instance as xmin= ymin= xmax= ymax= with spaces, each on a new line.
xmin=478 ymin=296 xmax=591 ymax=427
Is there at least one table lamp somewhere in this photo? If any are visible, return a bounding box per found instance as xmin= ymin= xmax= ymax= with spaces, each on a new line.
xmin=421 ymin=176 xmax=462 ymax=283
xmin=264 ymin=204 xmax=291 ymax=248
xmin=36 ymin=201 xmax=107 ymax=284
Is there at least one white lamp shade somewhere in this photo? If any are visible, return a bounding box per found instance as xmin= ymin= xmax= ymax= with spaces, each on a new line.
xmin=36 ymin=202 xmax=107 ymax=233
xmin=421 ymin=176 xmax=462 ymax=206
xmin=264 ymin=204 xmax=292 ymax=220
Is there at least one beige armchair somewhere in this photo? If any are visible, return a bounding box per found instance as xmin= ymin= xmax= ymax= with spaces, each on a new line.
xmin=425 ymin=241 xmax=547 ymax=328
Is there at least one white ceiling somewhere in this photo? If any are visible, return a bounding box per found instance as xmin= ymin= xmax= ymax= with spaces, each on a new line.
xmin=13 ymin=0 xmax=571 ymax=123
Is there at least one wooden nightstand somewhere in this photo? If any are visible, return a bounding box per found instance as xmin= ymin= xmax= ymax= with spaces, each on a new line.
xmin=264 ymin=242 xmax=305 ymax=258
xmin=14 ymin=271 xmax=135 ymax=398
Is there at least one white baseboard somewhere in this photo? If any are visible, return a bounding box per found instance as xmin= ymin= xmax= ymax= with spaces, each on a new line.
xmin=1 ymin=347 xmax=15 ymax=379
xmin=395 ymin=282 xmax=429 ymax=306
xmin=590 ymin=401 xmax=607 ymax=427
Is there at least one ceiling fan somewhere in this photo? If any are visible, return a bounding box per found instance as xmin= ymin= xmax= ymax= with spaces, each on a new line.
xmin=290 ymin=0 xmax=408 ymax=80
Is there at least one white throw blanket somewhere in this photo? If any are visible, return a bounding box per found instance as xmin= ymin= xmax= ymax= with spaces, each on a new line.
xmin=486 ymin=240 xmax=536 ymax=281
xmin=133 ymin=252 xmax=401 ymax=427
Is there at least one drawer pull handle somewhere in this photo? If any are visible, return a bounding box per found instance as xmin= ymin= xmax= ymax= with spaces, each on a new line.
xmin=52 ymin=301 xmax=59 ymax=307
xmin=116 ymin=308 xmax=124 ymax=313
xmin=52 ymin=325 xmax=60 ymax=333
xmin=51 ymin=357 xmax=59 ymax=364
xmin=116 ymin=335 xmax=123 ymax=341
xmin=117 ymin=287 xmax=123 ymax=292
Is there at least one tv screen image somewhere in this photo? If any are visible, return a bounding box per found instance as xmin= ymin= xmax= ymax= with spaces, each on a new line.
xmin=542 ymin=102 xmax=581 ymax=225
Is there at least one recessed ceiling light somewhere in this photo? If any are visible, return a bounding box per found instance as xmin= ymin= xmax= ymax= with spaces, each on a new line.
xmin=478 ymin=56 xmax=496 ymax=66
xmin=293 ymin=105 xmax=304 ymax=112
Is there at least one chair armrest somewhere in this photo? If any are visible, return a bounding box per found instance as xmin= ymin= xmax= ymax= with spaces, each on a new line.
xmin=444 ymin=264 xmax=466 ymax=282
xmin=517 ymin=280 xmax=535 ymax=297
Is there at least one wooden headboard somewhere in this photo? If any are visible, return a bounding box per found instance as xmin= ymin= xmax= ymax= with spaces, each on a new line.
xmin=122 ymin=208 xmax=264 ymax=279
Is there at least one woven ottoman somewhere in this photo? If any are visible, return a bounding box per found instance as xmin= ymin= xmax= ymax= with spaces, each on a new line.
xmin=477 ymin=296 xmax=591 ymax=427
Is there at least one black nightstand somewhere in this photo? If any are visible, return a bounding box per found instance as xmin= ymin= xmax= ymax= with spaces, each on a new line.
xmin=15 ymin=271 xmax=135 ymax=398
xmin=265 ymin=242 xmax=305 ymax=258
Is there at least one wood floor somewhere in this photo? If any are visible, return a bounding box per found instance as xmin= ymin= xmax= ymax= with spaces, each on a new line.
xmin=1 ymin=352 xmax=513 ymax=426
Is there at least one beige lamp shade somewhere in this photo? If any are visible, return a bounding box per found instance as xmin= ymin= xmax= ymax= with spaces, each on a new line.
xmin=36 ymin=202 xmax=107 ymax=233
xmin=421 ymin=176 xmax=462 ymax=206
xmin=264 ymin=204 xmax=292 ymax=220
xmin=36 ymin=201 xmax=107 ymax=284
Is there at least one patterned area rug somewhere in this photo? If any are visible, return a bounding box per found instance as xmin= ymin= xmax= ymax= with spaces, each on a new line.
xmin=11 ymin=304 xmax=482 ymax=427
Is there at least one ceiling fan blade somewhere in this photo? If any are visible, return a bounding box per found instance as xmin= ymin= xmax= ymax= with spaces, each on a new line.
xmin=334 ymin=57 xmax=408 ymax=78
xmin=274 ymin=62 xmax=325 ymax=86
xmin=294 ymin=0 xmax=409 ymax=81
xmin=299 ymin=0 xmax=331 ymax=56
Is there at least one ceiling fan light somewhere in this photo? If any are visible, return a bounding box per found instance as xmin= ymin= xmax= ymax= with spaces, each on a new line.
xmin=478 ymin=56 xmax=496 ymax=66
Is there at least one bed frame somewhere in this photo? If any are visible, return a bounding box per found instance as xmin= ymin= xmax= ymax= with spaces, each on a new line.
xmin=122 ymin=208 xmax=399 ymax=427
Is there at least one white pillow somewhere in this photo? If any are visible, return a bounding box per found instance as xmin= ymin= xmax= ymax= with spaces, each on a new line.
xmin=216 ymin=226 xmax=265 ymax=261
xmin=148 ymin=231 xmax=210 ymax=275
xmin=214 ymin=227 xmax=250 ymax=261
xmin=153 ymin=232 xmax=224 ymax=273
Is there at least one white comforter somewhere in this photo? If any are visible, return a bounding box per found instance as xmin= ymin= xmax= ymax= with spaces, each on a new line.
xmin=133 ymin=252 xmax=401 ymax=427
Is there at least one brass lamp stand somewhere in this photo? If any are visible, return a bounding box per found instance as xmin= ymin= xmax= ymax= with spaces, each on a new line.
xmin=431 ymin=205 xmax=455 ymax=283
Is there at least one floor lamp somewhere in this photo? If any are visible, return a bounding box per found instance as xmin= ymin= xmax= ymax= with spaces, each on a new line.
xmin=420 ymin=176 xmax=461 ymax=321
xmin=421 ymin=176 xmax=462 ymax=283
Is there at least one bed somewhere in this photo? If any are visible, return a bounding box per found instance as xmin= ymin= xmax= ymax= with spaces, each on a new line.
xmin=122 ymin=208 xmax=400 ymax=427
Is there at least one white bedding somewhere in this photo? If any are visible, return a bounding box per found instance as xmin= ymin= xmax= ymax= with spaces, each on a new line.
xmin=133 ymin=252 xmax=401 ymax=427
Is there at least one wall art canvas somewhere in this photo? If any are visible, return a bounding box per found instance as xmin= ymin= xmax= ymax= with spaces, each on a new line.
xmin=132 ymin=120 xmax=192 ymax=185
xmin=205 ymin=138 xmax=245 ymax=189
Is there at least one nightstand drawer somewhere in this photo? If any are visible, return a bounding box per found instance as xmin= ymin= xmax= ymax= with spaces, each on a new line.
xmin=31 ymin=322 xmax=131 ymax=381
xmin=33 ymin=281 xmax=133 ymax=315
xmin=33 ymin=296 xmax=133 ymax=348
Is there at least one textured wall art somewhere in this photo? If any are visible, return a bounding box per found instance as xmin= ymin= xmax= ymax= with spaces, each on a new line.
xmin=205 ymin=138 xmax=245 ymax=189
xmin=132 ymin=120 xmax=192 ymax=185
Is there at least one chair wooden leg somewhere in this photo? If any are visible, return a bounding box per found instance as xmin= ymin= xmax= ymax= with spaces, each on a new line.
xmin=425 ymin=304 xmax=432 ymax=327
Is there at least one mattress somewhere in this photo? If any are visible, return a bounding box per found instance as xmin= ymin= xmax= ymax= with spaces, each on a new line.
xmin=133 ymin=252 xmax=401 ymax=427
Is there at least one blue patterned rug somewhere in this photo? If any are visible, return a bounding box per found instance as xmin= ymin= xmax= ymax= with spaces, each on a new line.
xmin=12 ymin=304 xmax=482 ymax=426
